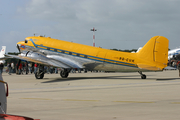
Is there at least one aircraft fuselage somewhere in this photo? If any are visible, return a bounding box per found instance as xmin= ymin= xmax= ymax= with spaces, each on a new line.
xmin=17 ymin=36 xmax=150 ymax=72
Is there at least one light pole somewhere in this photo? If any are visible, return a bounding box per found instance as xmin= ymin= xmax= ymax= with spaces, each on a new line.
xmin=91 ymin=27 xmax=97 ymax=47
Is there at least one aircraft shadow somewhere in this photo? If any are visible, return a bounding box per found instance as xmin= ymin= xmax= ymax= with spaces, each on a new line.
xmin=156 ymin=78 xmax=180 ymax=81
xmin=42 ymin=75 xmax=142 ymax=83
xmin=41 ymin=75 xmax=180 ymax=83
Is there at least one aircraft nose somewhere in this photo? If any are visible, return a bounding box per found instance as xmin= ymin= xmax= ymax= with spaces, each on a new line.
xmin=16 ymin=41 xmax=26 ymax=52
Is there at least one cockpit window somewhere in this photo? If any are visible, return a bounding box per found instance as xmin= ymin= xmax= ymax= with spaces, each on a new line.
xmin=25 ymin=39 xmax=28 ymax=43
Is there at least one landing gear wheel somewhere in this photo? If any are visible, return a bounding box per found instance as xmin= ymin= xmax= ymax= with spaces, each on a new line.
xmin=60 ymin=70 xmax=69 ymax=78
xmin=35 ymin=71 xmax=44 ymax=79
xmin=141 ymin=75 xmax=146 ymax=79
xmin=138 ymin=71 xmax=147 ymax=79
xmin=35 ymin=64 xmax=45 ymax=79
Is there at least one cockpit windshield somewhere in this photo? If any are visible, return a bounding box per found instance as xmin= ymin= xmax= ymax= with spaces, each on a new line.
xmin=25 ymin=39 xmax=28 ymax=43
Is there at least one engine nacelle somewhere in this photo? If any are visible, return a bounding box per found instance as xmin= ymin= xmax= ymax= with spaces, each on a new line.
xmin=20 ymin=51 xmax=49 ymax=61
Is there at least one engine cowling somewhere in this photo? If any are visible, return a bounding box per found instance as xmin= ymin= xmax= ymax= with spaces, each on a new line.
xmin=20 ymin=51 xmax=49 ymax=61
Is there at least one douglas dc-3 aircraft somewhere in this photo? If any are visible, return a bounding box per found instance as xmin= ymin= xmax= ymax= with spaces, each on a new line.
xmin=6 ymin=36 xmax=169 ymax=79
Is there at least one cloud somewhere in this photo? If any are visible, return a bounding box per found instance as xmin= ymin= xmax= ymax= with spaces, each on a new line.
xmin=2 ymin=0 xmax=180 ymax=52
xmin=1 ymin=31 xmax=23 ymax=52
xmin=21 ymin=0 xmax=180 ymax=28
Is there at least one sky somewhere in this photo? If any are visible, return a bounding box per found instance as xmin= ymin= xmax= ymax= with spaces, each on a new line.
xmin=0 ymin=0 xmax=180 ymax=52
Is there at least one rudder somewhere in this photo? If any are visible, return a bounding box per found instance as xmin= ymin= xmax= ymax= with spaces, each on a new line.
xmin=0 ymin=46 xmax=6 ymax=57
xmin=137 ymin=36 xmax=169 ymax=70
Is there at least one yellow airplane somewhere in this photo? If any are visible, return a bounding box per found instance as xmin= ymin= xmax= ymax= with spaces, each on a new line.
xmin=7 ymin=36 xmax=169 ymax=79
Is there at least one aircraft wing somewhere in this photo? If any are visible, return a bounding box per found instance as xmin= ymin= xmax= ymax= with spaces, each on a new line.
xmin=5 ymin=54 xmax=81 ymax=69
xmin=164 ymin=66 xmax=177 ymax=70
xmin=0 ymin=57 xmax=6 ymax=60
xmin=0 ymin=56 xmax=12 ymax=60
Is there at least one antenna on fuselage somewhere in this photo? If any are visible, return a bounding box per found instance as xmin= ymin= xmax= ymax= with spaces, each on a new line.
xmin=33 ymin=33 xmax=38 ymax=36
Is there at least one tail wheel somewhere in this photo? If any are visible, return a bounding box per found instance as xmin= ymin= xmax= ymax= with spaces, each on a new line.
xmin=138 ymin=71 xmax=147 ymax=79
xmin=141 ymin=75 xmax=146 ymax=79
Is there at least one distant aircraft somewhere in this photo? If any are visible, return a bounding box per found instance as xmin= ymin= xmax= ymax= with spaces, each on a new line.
xmin=6 ymin=36 xmax=169 ymax=79
xmin=131 ymin=47 xmax=142 ymax=53
xmin=168 ymin=48 xmax=180 ymax=60
xmin=0 ymin=75 xmax=38 ymax=120
xmin=0 ymin=46 xmax=6 ymax=64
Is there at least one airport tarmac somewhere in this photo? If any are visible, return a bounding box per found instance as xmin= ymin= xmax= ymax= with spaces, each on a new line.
xmin=2 ymin=70 xmax=180 ymax=120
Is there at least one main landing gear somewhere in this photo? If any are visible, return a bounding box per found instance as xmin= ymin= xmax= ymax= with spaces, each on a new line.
xmin=35 ymin=67 xmax=71 ymax=79
xmin=138 ymin=71 xmax=146 ymax=79
xmin=35 ymin=65 xmax=44 ymax=79
xmin=16 ymin=59 xmax=21 ymax=75
xmin=60 ymin=69 xmax=71 ymax=78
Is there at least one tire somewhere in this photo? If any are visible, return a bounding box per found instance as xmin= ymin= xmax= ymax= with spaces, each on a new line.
xmin=60 ymin=71 xmax=69 ymax=78
xmin=141 ymin=75 xmax=146 ymax=79
xmin=35 ymin=71 xmax=44 ymax=79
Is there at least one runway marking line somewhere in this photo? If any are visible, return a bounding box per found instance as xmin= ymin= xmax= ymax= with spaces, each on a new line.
xmin=171 ymin=102 xmax=180 ymax=104
xmin=63 ymin=99 xmax=100 ymax=102
xmin=113 ymin=101 xmax=155 ymax=103
xmin=20 ymin=98 xmax=51 ymax=100
xmin=63 ymin=99 xmax=155 ymax=103
xmin=17 ymin=98 xmax=180 ymax=104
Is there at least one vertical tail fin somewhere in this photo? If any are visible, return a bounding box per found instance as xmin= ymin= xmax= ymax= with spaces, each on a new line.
xmin=0 ymin=46 xmax=6 ymax=58
xmin=137 ymin=36 xmax=169 ymax=70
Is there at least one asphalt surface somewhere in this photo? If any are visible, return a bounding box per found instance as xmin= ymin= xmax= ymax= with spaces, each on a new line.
xmin=2 ymin=70 xmax=180 ymax=120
